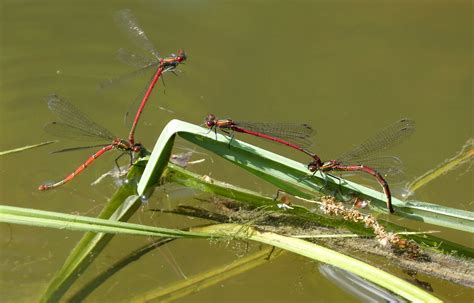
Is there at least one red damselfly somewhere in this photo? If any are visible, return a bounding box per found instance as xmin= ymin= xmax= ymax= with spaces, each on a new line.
xmin=38 ymin=94 xmax=142 ymax=191
xmin=204 ymin=114 xmax=321 ymax=163
xmin=102 ymin=9 xmax=186 ymax=145
xmin=307 ymin=118 xmax=415 ymax=213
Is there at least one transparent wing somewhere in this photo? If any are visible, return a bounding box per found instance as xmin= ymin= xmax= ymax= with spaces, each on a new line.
xmin=45 ymin=94 xmax=116 ymax=141
xmin=339 ymin=156 xmax=404 ymax=177
xmin=98 ymin=62 xmax=158 ymax=89
xmin=337 ymin=118 xmax=415 ymax=163
xmin=50 ymin=144 xmax=110 ymax=153
xmin=116 ymin=48 xmax=157 ymax=68
xmin=235 ymin=121 xmax=315 ymax=148
xmin=332 ymin=156 xmax=407 ymax=187
xmin=44 ymin=122 xmax=114 ymax=141
xmin=115 ymin=9 xmax=161 ymax=59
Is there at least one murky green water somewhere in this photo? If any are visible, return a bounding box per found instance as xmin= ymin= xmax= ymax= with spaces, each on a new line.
xmin=1 ymin=0 xmax=472 ymax=302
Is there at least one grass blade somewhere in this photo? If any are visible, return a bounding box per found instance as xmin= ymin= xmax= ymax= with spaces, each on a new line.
xmin=68 ymin=238 xmax=175 ymax=302
xmin=128 ymin=246 xmax=282 ymax=302
xmin=190 ymin=224 xmax=442 ymax=303
xmin=0 ymin=205 xmax=213 ymax=238
xmin=406 ymin=138 xmax=474 ymax=195
xmin=138 ymin=119 xmax=474 ymax=232
xmin=0 ymin=203 xmax=441 ymax=302
xmin=163 ymin=163 xmax=473 ymax=257
xmin=38 ymin=155 xmax=150 ymax=302
xmin=0 ymin=140 xmax=57 ymax=156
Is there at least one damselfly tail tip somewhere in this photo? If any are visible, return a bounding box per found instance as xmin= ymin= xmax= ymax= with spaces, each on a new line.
xmin=38 ymin=184 xmax=49 ymax=191
xmin=39 ymin=180 xmax=62 ymax=191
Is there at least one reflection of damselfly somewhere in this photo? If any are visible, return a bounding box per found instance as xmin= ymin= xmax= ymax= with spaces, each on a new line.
xmin=101 ymin=9 xmax=186 ymax=145
xmin=38 ymin=94 xmax=142 ymax=191
xmin=204 ymin=114 xmax=321 ymax=163
xmin=307 ymin=119 xmax=415 ymax=213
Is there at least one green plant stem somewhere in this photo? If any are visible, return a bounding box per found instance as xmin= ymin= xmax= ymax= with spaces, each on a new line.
xmin=192 ymin=224 xmax=443 ymax=303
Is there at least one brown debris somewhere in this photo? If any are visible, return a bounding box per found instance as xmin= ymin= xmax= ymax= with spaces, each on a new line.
xmin=319 ymin=196 xmax=430 ymax=261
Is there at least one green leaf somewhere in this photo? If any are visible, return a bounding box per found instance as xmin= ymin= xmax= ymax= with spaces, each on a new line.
xmin=127 ymin=246 xmax=282 ymax=302
xmin=0 ymin=205 xmax=213 ymax=238
xmin=30 ymin=119 xmax=473 ymax=302
xmin=0 ymin=140 xmax=57 ymax=156
xmin=0 ymin=205 xmax=442 ymax=302
xmin=406 ymin=138 xmax=473 ymax=195
xmin=163 ymin=163 xmax=474 ymax=257
xmin=38 ymin=155 xmax=151 ymax=303
xmin=138 ymin=119 xmax=474 ymax=233
xmin=191 ymin=224 xmax=443 ymax=303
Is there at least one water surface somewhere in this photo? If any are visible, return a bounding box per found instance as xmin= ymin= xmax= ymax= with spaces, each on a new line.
xmin=0 ymin=0 xmax=472 ymax=301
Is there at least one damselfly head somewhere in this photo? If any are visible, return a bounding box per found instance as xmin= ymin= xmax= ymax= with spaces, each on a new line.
xmin=205 ymin=114 xmax=217 ymax=128
xmin=177 ymin=49 xmax=187 ymax=62
xmin=132 ymin=143 xmax=142 ymax=153
xmin=307 ymin=160 xmax=321 ymax=172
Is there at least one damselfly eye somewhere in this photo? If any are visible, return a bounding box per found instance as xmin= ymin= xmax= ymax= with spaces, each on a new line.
xmin=205 ymin=114 xmax=216 ymax=127
xmin=307 ymin=160 xmax=320 ymax=172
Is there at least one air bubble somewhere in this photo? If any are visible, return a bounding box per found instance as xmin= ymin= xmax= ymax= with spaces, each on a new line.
xmin=140 ymin=195 xmax=150 ymax=204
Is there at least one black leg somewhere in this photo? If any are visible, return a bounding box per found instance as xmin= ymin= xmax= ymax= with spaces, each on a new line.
xmin=114 ymin=152 xmax=127 ymax=173
xmin=333 ymin=171 xmax=346 ymax=200
xmin=273 ymin=189 xmax=285 ymax=201
xmin=265 ymin=246 xmax=276 ymax=260
xmin=161 ymin=76 xmax=166 ymax=95
xmin=314 ymin=170 xmax=336 ymax=195
xmin=297 ymin=169 xmax=317 ymax=183
xmin=217 ymin=129 xmax=234 ymax=149
xmin=227 ymin=133 xmax=235 ymax=149
xmin=228 ymin=132 xmax=235 ymax=148
xmin=297 ymin=169 xmax=332 ymax=195
xmin=321 ymin=170 xmax=347 ymax=201
xmin=321 ymin=170 xmax=330 ymax=188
